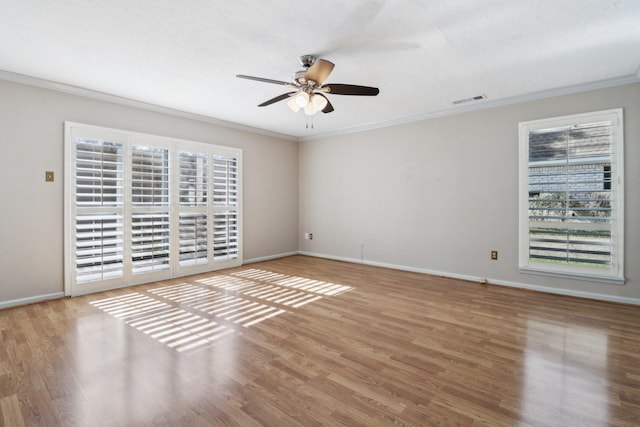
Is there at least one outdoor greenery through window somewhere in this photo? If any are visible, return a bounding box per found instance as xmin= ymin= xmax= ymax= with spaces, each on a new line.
xmin=518 ymin=109 xmax=624 ymax=284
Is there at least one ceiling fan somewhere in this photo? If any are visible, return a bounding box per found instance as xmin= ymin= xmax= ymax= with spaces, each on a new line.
xmin=236 ymin=55 xmax=379 ymax=116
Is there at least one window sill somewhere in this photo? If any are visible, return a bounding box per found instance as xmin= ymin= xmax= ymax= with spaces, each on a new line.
xmin=520 ymin=267 xmax=625 ymax=286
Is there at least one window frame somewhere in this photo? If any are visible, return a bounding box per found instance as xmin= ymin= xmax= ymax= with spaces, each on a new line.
xmin=518 ymin=109 xmax=624 ymax=285
xmin=64 ymin=122 xmax=243 ymax=296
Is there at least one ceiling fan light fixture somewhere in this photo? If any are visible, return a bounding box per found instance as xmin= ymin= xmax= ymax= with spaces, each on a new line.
xmin=287 ymin=96 xmax=301 ymax=112
xmin=304 ymin=102 xmax=317 ymax=116
xmin=294 ymin=91 xmax=309 ymax=107
xmin=303 ymin=94 xmax=328 ymax=116
xmin=311 ymin=94 xmax=328 ymax=111
xmin=237 ymin=56 xmax=380 ymax=122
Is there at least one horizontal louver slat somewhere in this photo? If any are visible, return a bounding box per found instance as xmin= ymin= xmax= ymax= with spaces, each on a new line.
xmin=213 ymin=156 xmax=238 ymax=206
xmin=180 ymin=151 xmax=208 ymax=207
xmin=75 ymin=212 xmax=124 ymax=283
xmin=212 ymin=211 xmax=238 ymax=261
xmin=131 ymin=213 xmax=170 ymax=274
xmin=527 ymin=120 xmax=614 ymax=269
xmin=70 ymin=125 xmax=241 ymax=294
xmin=75 ymin=137 xmax=125 ymax=284
xmin=75 ymin=138 xmax=124 ymax=207
xmin=131 ymin=146 xmax=169 ymax=207
xmin=179 ymin=213 xmax=208 ymax=266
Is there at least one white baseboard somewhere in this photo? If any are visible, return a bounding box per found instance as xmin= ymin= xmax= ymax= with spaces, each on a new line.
xmin=298 ymin=251 xmax=640 ymax=306
xmin=486 ymin=278 xmax=640 ymax=306
xmin=243 ymin=251 xmax=300 ymax=264
xmin=3 ymin=253 xmax=638 ymax=309
xmin=0 ymin=292 xmax=65 ymax=310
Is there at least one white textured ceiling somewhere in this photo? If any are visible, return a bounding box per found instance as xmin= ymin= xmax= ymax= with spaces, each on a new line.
xmin=1 ymin=0 xmax=639 ymax=139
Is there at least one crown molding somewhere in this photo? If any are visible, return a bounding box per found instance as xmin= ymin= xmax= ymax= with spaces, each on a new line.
xmin=3 ymin=69 xmax=638 ymax=144
xmin=0 ymin=70 xmax=298 ymax=141
xmin=299 ymin=73 xmax=640 ymax=141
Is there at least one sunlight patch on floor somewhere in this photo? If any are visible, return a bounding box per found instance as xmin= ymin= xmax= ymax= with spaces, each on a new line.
xmin=91 ymin=293 xmax=232 ymax=353
xmin=91 ymin=268 xmax=353 ymax=353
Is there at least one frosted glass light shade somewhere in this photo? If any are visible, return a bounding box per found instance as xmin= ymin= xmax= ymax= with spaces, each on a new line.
xmin=304 ymin=102 xmax=317 ymax=116
xmin=304 ymin=94 xmax=328 ymax=116
xmin=311 ymin=94 xmax=328 ymax=111
xmin=294 ymin=91 xmax=309 ymax=107
xmin=287 ymin=97 xmax=301 ymax=112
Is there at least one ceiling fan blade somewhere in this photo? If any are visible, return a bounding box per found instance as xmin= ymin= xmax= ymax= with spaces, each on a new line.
xmin=258 ymin=92 xmax=297 ymax=107
xmin=304 ymin=59 xmax=335 ymax=85
xmin=316 ymin=94 xmax=334 ymax=113
xmin=322 ymin=84 xmax=379 ymax=96
xmin=236 ymin=75 xmax=296 ymax=87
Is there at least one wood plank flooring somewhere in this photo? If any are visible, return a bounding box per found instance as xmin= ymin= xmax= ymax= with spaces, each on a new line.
xmin=1 ymin=255 xmax=639 ymax=426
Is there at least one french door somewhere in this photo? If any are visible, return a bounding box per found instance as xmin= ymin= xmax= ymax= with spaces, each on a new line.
xmin=65 ymin=122 xmax=242 ymax=296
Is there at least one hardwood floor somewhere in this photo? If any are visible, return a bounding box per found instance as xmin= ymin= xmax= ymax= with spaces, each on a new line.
xmin=1 ymin=255 xmax=639 ymax=426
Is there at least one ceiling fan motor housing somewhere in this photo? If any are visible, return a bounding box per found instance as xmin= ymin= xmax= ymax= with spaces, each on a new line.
xmin=294 ymin=70 xmax=308 ymax=84
xmin=299 ymin=55 xmax=315 ymax=68
xmin=237 ymin=55 xmax=379 ymax=115
xmin=295 ymin=55 xmax=317 ymax=85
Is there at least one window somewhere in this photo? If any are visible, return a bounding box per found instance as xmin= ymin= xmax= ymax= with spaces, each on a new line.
xmin=518 ymin=109 xmax=624 ymax=284
xmin=178 ymin=150 xmax=209 ymax=266
xmin=65 ymin=123 xmax=242 ymax=296
xmin=74 ymin=137 xmax=124 ymax=284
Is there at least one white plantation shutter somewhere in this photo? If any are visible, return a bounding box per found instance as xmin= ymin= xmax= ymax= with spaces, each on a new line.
xmin=213 ymin=155 xmax=239 ymax=206
xmin=179 ymin=151 xmax=207 ymax=206
xmin=528 ymin=123 xmax=612 ymax=266
xmin=75 ymin=139 xmax=124 ymax=207
xmin=131 ymin=146 xmax=171 ymax=275
xmin=74 ymin=138 xmax=125 ymax=284
xmin=131 ymin=213 xmax=171 ymax=273
xmin=519 ymin=109 xmax=624 ymax=284
xmin=213 ymin=155 xmax=239 ymax=261
xmin=65 ymin=123 xmax=242 ymax=296
xmin=178 ymin=151 xmax=209 ymax=267
xmin=131 ymin=146 xmax=169 ymax=205
xmin=75 ymin=214 xmax=124 ymax=283
xmin=179 ymin=213 xmax=208 ymax=265
xmin=213 ymin=211 xmax=239 ymax=260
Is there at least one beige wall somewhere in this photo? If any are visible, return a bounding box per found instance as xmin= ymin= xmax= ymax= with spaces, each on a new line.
xmin=299 ymin=83 xmax=640 ymax=303
xmin=2 ymin=78 xmax=638 ymax=307
xmin=0 ymin=79 xmax=299 ymax=304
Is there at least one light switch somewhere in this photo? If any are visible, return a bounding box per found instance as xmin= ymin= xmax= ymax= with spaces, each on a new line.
xmin=45 ymin=171 xmax=54 ymax=182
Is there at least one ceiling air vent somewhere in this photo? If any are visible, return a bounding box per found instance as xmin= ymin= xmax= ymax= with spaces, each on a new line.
xmin=452 ymin=94 xmax=487 ymax=105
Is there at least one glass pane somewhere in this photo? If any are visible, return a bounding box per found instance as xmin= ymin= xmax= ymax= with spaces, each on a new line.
xmin=76 ymin=213 xmax=124 ymax=283
xmin=527 ymin=121 xmax=613 ymax=268
xmin=568 ymin=123 xmax=611 ymax=161
xmin=213 ymin=155 xmax=238 ymax=206
xmin=75 ymin=138 xmax=124 ymax=206
xmin=131 ymin=146 xmax=169 ymax=206
xmin=529 ymin=129 xmax=567 ymax=162
xmin=131 ymin=213 xmax=170 ymax=273
xmin=213 ymin=211 xmax=238 ymax=261
xmin=179 ymin=151 xmax=208 ymax=206
xmin=529 ymin=228 xmax=612 ymax=267
xmin=179 ymin=213 xmax=208 ymax=266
